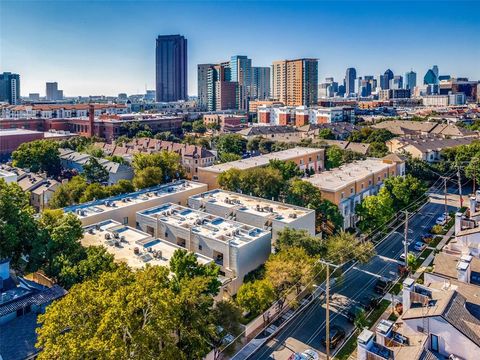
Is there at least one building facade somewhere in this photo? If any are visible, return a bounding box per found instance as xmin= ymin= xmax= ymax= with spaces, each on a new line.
xmin=155 ymin=35 xmax=188 ymax=102
xmin=345 ymin=67 xmax=356 ymax=97
xmin=272 ymin=59 xmax=318 ymax=106
xmin=405 ymin=71 xmax=417 ymax=90
xmin=252 ymin=67 xmax=271 ymax=100
xmin=0 ymin=72 xmax=20 ymax=105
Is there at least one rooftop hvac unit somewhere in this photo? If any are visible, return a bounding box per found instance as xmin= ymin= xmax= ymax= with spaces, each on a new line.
xmin=114 ymin=232 xmax=120 ymax=239
xmin=104 ymin=233 xmax=111 ymax=240
xmin=120 ymin=236 xmax=126 ymax=242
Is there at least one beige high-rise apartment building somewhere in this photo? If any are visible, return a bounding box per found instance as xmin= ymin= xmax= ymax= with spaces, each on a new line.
xmin=272 ymin=59 xmax=318 ymax=107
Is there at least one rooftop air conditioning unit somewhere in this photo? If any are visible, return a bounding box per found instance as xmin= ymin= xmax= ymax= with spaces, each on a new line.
xmin=105 ymin=233 xmax=111 ymax=240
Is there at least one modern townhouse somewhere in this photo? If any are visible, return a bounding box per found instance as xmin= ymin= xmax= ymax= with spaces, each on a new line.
xmin=188 ymin=189 xmax=316 ymax=241
xmin=136 ymin=203 xmax=271 ymax=295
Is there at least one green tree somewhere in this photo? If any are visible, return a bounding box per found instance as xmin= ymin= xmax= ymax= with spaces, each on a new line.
xmin=383 ymin=174 xmax=427 ymax=211
xmin=215 ymin=134 xmax=246 ymax=157
xmin=247 ymin=137 xmax=261 ymax=152
xmin=356 ymin=188 xmax=395 ymax=233
xmin=108 ymin=179 xmax=135 ymax=196
xmin=133 ymin=166 xmax=164 ymax=189
xmin=132 ymin=151 xmax=184 ymax=183
xmin=268 ymin=159 xmax=302 ymax=181
xmin=218 ymin=168 xmax=243 ymax=192
xmin=258 ymin=138 xmax=275 ymax=154
xmin=219 ymin=152 xmax=242 ymax=163
xmin=211 ymin=301 xmax=243 ymax=357
xmin=0 ymin=180 xmax=39 ymax=266
xmin=406 ymin=157 xmax=435 ymax=181
xmin=326 ymin=145 xmax=344 ymax=169
xmin=57 ymin=246 xmax=117 ymax=289
xmin=79 ymin=183 xmax=111 ymax=203
xmin=367 ymin=142 xmax=389 ymax=157
xmin=34 ymin=210 xmax=85 ymax=278
xmin=236 ymin=279 xmax=276 ymax=317
xmin=265 ymin=247 xmax=315 ymax=297
xmin=12 ymin=139 xmax=61 ymax=176
xmin=169 ymin=249 xmax=221 ymax=296
xmin=182 ymin=121 xmax=193 ymax=132
xmin=49 ymin=176 xmax=88 ymax=208
xmin=323 ymin=231 xmax=375 ymax=264
xmin=192 ymin=120 xmax=207 ymax=134
xmin=83 ymin=157 xmax=109 ymax=183
xmin=317 ymin=128 xmax=335 ymax=140
xmin=105 ymin=155 xmax=129 ymax=165
xmin=275 ymin=228 xmax=325 ymax=256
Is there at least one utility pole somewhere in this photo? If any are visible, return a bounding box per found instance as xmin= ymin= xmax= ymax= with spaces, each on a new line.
xmin=457 ymin=165 xmax=463 ymax=208
xmin=404 ymin=210 xmax=409 ymax=271
xmin=444 ymin=176 xmax=448 ymax=219
xmin=326 ymin=263 xmax=330 ymax=360
xmin=317 ymin=259 xmax=338 ymax=360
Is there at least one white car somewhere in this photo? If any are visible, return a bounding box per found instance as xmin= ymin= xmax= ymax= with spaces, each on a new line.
xmin=414 ymin=242 xmax=427 ymax=252
xmin=436 ymin=215 xmax=449 ymax=225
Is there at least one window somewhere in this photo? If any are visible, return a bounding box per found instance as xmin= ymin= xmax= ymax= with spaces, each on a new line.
xmin=350 ymin=188 xmax=354 ymax=194
xmin=300 ymin=159 xmax=304 ymax=165
xmin=123 ymin=217 xmax=128 ymax=225
xmin=369 ymin=180 xmax=372 ymax=185
xmin=431 ymin=334 xmax=439 ymax=352
xmin=164 ymin=232 xmax=168 ymax=238
xmin=341 ymin=192 xmax=344 ymax=199
xmin=384 ymin=173 xmax=387 ymax=178
xmin=198 ymin=244 xmax=203 ymax=251
xmin=377 ymin=176 xmax=380 ymax=181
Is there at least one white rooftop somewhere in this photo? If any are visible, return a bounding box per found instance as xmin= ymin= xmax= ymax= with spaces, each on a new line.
xmin=138 ymin=203 xmax=269 ymax=247
xmin=304 ymin=158 xmax=393 ymax=192
xmin=82 ymin=220 xmax=212 ymax=269
xmin=201 ymin=147 xmax=322 ymax=173
xmin=65 ymin=180 xmax=204 ymax=219
xmin=189 ymin=189 xmax=314 ymax=224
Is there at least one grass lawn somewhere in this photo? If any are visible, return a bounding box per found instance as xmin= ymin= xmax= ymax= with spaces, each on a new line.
xmin=334 ymin=299 xmax=391 ymax=360
xmin=390 ymin=282 xmax=402 ymax=295
xmin=429 ymin=236 xmax=443 ymax=248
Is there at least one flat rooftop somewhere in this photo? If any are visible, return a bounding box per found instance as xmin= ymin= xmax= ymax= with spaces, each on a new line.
xmin=0 ymin=128 xmax=43 ymax=136
xmin=201 ymin=147 xmax=322 ymax=173
xmin=138 ymin=203 xmax=269 ymax=247
xmin=189 ymin=189 xmax=314 ymax=224
xmin=82 ymin=219 xmax=212 ymax=269
xmin=304 ymin=158 xmax=393 ymax=192
xmin=64 ymin=180 xmax=204 ymax=219
xmin=0 ymin=169 xmax=16 ymax=177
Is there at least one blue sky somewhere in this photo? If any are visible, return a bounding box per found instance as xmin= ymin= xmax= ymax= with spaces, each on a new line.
xmin=1 ymin=0 xmax=479 ymax=96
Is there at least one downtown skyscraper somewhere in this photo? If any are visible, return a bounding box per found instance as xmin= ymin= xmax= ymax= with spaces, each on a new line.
xmin=272 ymin=58 xmax=318 ymax=106
xmin=405 ymin=71 xmax=417 ymax=90
xmin=344 ymin=67 xmax=356 ymax=97
xmin=0 ymin=72 xmax=20 ymax=105
xmin=155 ymin=35 xmax=188 ymax=102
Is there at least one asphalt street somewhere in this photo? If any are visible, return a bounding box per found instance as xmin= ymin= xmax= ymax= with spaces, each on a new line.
xmin=249 ymin=200 xmax=456 ymax=360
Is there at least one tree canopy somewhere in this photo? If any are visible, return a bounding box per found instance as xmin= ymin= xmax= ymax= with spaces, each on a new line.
xmin=12 ymin=139 xmax=61 ymax=176
xmin=36 ymin=250 xmax=227 ymax=360
xmin=83 ymin=157 xmax=109 ymax=184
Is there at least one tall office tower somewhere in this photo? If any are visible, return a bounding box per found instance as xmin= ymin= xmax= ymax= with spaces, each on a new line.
xmin=390 ymin=75 xmax=403 ymax=90
xmin=432 ymin=65 xmax=439 ymax=79
xmin=424 ymin=69 xmax=437 ymax=85
xmin=405 ymin=71 xmax=417 ymax=90
xmin=155 ymin=34 xmax=188 ymax=102
xmin=198 ymin=64 xmax=214 ymax=110
xmin=214 ymin=62 xmax=237 ymax=110
xmin=272 ymin=59 xmax=318 ymax=106
xmin=229 ymin=55 xmax=252 ymax=110
xmin=46 ymin=82 xmax=61 ymax=101
xmin=0 ymin=72 xmax=20 ymax=105
xmin=344 ymin=67 xmax=356 ymax=97
xmin=381 ymin=69 xmax=394 ymax=90
xmin=252 ymin=67 xmax=271 ymax=100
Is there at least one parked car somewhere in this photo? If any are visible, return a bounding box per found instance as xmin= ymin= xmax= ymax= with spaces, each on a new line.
xmin=347 ymin=304 xmax=366 ymax=323
xmin=421 ymin=234 xmax=433 ymax=243
xmin=321 ymin=325 xmax=346 ymax=349
xmin=436 ymin=213 xmax=450 ymax=226
xmin=374 ymin=277 xmax=392 ymax=295
xmin=414 ymin=241 xmax=427 ymax=252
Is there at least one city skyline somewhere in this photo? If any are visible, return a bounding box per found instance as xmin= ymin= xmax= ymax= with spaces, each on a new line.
xmin=2 ymin=0 xmax=479 ymax=97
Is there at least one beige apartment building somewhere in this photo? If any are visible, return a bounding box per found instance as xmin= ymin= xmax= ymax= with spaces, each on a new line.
xmin=197 ymin=147 xmax=325 ymax=189
xmin=386 ymin=135 xmax=476 ymax=163
xmin=65 ymin=180 xmax=207 ymax=227
xmin=188 ymin=189 xmax=316 ymax=241
xmin=304 ymin=156 xmax=405 ymax=229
